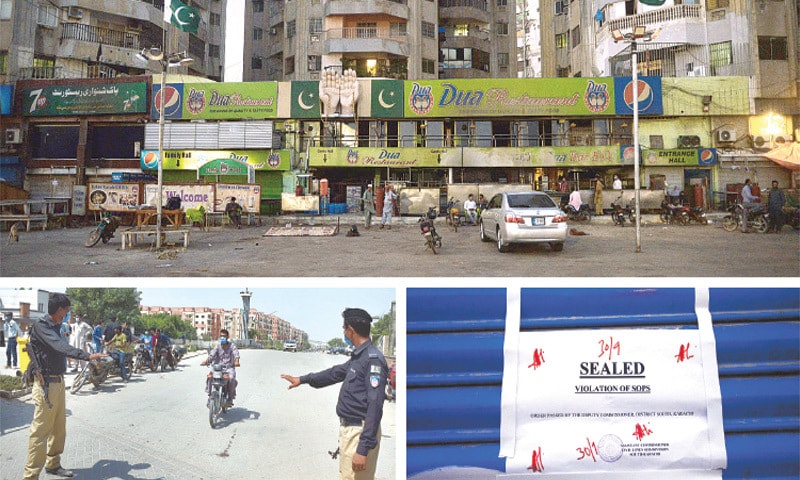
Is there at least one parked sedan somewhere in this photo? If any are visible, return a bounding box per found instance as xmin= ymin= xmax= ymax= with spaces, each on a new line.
xmin=479 ymin=191 xmax=568 ymax=252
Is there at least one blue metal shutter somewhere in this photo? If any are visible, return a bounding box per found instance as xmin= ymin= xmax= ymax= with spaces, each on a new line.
xmin=407 ymin=288 xmax=800 ymax=478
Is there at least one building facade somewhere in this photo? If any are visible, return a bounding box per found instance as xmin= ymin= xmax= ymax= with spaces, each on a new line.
xmin=242 ymin=0 xmax=518 ymax=82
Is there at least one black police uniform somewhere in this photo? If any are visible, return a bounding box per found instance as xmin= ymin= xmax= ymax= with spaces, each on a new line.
xmin=300 ymin=339 xmax=388 ymax=457
xmin=28 ymin=315 xmax=92 ymax=377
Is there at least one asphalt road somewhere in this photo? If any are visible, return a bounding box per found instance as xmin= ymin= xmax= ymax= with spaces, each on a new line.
xmin=0 ymin=349 xmax=397 ymax=480
xmin=1 ymin=214 xmax=797 ymax=277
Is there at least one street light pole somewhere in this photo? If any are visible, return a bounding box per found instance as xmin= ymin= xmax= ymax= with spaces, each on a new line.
xmin=156 ymin=63 xmax=166 ymax=249
xmin=632 ymin=37 xmax=642 ymax=253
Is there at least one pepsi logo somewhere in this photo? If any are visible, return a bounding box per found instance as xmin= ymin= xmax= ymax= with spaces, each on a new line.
xmin=142 ymin=151 xmax=159 ymax=169
xmin=624 ymin=80 xmax=654 ymax=111
xmin=154 ymin=85 xmax=182 ymax=117
xmin=699 ymin=149 xmax=715 ymax=165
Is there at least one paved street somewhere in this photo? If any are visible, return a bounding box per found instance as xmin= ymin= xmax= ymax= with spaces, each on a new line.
xmin=0 ymin=349 xmax=396 ymax=480
xmin=1 ymin=213 xmax=797 ymax=277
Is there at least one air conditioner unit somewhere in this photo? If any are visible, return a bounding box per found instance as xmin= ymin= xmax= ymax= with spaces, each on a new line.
xmin=4 ymin=128 xmax=22 ymax=144
xmin=677 ymin=135 xmax=701 ymax=148
xmin=716 ymin=129 xmax=736 ymax=143
xmin=67 ymin=6 xmax=83 ymax=19
xmin=752 ymin=134 xmax=770 ymax=149
xmin=269 ymin=28 xmax=277 ymax=36
xmin=773 ymin=134 xmax=793 ymax=146
xmin=687 ymin=66 xmax=706 ymax=77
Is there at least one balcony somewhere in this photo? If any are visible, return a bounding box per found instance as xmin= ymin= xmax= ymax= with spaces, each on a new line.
xmin=439 ymin=0 xmax=490 ymax=25
xmin=18 ymin=66 xmax=63 ymax=80
xmin=325 ymin=0 xmax=409 ymax=20
xmin=61 ymin=23 xmax=158 ymax=52
xmin=325 ymin=27 xmax=408 ymax=57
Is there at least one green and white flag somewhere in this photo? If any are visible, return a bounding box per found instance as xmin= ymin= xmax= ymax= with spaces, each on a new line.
xmin=164 ymin=0 xmax=200 ymax=33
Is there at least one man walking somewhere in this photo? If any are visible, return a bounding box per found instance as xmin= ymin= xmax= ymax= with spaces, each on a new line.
xmin=380 ymin=185 xmax=397 ymax=230
xmin=767 ymin=180 xmax=786 ymax=233
xmin=4 ymin=313 xmax=20 ymax=368
xmin=281 ymin=308 xmax=388 ymax=480
xmin=362 ymin=184 xmax=376 ymax=229
xmin=23 ymin=293 xmax=106 ymax=479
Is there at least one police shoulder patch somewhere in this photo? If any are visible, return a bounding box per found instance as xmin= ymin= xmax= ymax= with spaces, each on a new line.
xmin=370 ymin=365 xmax=382 ymax=374
xmin=370 ymin=375 xmax=380 ymax=388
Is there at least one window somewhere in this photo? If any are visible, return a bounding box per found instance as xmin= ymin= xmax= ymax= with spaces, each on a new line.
xmin=555 ymin=0 xmax=568 ymax=15
xmin=422 ymin=21 xmax=435 ymax=38
xmin=498 ymin=53 xmax=509 ymax=68
xmin=287 ymin=20 xmax=296 ymax=38
xmin=709 ymin=41 xmax=732 ymax=69
xmin=309 ymin=17 xmax=322 ymax=34
xmin=251 ymin=57 xmax=262 ymax=69
xmin=556 ymin=67 xmax=569 ymax=77
xmin=285 ymin=56 xmax=294 ymax=74
xmin=189 ymin=35 xmax=205 ymax=61
xmin=209 ymin=44 xmax=220 ymax=58
xmin=253 ymin=27 xmax=263 ymax=40
xmin=37 ymin=5 xmax=57 ymax=27
xmin=390 ymin=22 xmax=406 ymax=37
xmin=1 ymin=0 xmax=12 ymax=20
xmin=496 ymin=0 xmax=507 ymax=5
xmin=758 ymin=36 xmax=787 ymax=60
xmin=496 ymin=22 xmax=508 ymax=35
xmin=422 ymin=58 xmax=436 ymax=74
xmin=706 ymin=0 xmax=729 ymax=9
xmin=308 ymin=55 xmax=321 ymax=71
xmin=571 ymin=27 xmax=581 ymax=47
xmin=454 ymin=24 xmax=468 ymax=36
xmin=555 ymin=33 xmax=569 ymax=49
xmin=210 ymin=13 xmax=221 ymax=26
xmin=252 ymin=0 xmax=264 ymax=13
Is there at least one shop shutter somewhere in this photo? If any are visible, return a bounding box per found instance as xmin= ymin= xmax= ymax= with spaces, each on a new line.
xmin=407 ymin=288 xmax=800 ymax=478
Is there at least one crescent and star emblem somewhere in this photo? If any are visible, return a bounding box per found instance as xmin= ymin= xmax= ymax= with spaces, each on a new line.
xmin=173 ymin=6 xmax=191 ymax=26
xmin=378 ymin=89 xmax=396 ymax=109
xmin=297 ymin=91 xmax=315 ymax=110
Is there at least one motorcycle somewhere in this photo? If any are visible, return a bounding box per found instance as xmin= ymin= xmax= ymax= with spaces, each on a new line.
xmin=609 ymin=194 xmax=628 ymax=227
xmin=419 ymin=208 xmax=442 ymax=254
xmin=687 ymin=206 xmax=708 ymax=225
xmin=721 ymin=203 xmax=768 ymax=233
xmin=154 ymin=345 xmax=175 ymax=372
xmin=106 ymin=350 xmax=134 ymax=382
xmin=70 ymin=356 xmax=116 ymax=393
xmin=659 ymin=199 xmax=690 ymax=225
xmin=207 ymin=363 xmax=231 ymax=428
xmin=85 ymin=206 xmax=120 ymax=247
xmin=561 ymin=203 xmax=592 ymax=223
xmin=445 ymin=198 xmax=462 ymax=231
xmin=172 ymin=344 xmax=187 ymax=364
xmin=133 ymin=343 xmax=155 ymax=373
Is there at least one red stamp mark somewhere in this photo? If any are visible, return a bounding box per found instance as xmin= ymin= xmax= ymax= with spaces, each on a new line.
xmin=633 ymin=423 xmax=653 ymax=441
xmin=598 ymin=337 xmax=621 ymax=361
xmin=675 ymin=342 xmax=694 ymax=362
xmin=576 ymin=438 xmax=598 ymax=462
xmin=527 ymin=446 xmax=544 ymax=472
xmin=527 ymin=348 xmax=545 ymax=370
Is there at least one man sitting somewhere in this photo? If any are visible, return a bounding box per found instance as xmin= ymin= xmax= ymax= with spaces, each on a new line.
xmin=464 ymin=194 xmax=478 ymax=225
xmin=225 ymin=197 xmax=244 ymax=229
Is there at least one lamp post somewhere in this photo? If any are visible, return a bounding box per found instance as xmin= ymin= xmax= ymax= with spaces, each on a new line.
xmin=140 ymin=48 xmax=193 ymax=249
xmin=612 ymin=26 xmax=658 ymax=253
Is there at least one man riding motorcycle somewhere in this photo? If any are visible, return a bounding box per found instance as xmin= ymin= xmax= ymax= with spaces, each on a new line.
xmin=201 ymin=329 xmax=240 ymax=407
xmin=151 ymin=328 xmax=175 ymax=370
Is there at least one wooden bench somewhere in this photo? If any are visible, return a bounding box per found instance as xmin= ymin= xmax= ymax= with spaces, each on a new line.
xmin=0 ymin=214 xmax=48 ymax=231
xmin=120 ymin=228 xmax=190 ymax=250
xmin=205 ymin=211 xmax=260 ymax=228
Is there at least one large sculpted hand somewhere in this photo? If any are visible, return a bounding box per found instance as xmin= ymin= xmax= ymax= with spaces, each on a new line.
xmin=339 ymin=68 xmax=360 ymax=116
xmin=319 ymin=69 xmax=341 ymax=117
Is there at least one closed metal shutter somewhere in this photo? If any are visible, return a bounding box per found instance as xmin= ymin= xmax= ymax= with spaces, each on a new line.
xmin=407 ymin=288 xmax=800 ymax=478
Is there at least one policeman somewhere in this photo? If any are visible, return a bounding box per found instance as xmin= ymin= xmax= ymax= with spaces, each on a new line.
xmin=281 ymin=308 xmax=388 ymax=480
xmin=24 ymin=293 xmax=107 ymax=479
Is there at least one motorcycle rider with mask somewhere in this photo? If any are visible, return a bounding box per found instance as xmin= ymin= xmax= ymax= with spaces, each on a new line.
xmin=201 ymin=329 xmax=240 ymax=407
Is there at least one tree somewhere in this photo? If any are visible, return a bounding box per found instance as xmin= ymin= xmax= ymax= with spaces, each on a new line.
xmin=371 ymin=310 xmax=395 ymax=356
xmin=66 ymin=288 xmax=141 ymax=326
xmin=137 ymin=313 xmax=196 ymax=340
xmin=328 ymin=338 xmax=346 ymax=348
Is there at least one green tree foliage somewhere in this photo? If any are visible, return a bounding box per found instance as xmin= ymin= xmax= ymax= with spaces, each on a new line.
xmin=65 ymin=288 xmax=141 ymax=326
xmin=136 ymin=313 xmax=197 ymax=340
xmin=328 ymin=338 xmax=346 ymax=348
xmin=371 ymin=310 xmax=395 ymax=355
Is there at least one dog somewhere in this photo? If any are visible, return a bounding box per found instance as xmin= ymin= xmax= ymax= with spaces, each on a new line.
xmin=345 ymin=225 xmax=360 ymax=237
xmin=6 ymin=222 xmax=21 ymax=245
xmin=569 ymin=228 xmax=588 ymax=236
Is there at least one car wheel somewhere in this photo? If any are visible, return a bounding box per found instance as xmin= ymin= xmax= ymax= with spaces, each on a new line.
xmin=496 ymin=229 xmax=509 ymax=253
xmin=480 ymin=222 xmax=490 ymax=242
xmin=550 ymin=242 xmax=564 ymax=252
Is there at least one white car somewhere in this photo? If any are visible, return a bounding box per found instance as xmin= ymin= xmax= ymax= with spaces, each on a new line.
xmin=283 ymin=340 xmax=297 ymax=352
xmin=479 ymin=191 xmax=568 ymax=252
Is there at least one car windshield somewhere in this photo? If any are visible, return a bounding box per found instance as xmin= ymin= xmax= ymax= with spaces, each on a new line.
xmin=507 ymin=194 xmax=556 ymax=209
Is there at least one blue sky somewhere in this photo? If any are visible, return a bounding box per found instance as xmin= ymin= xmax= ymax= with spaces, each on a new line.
xmin=138 ymin=288 xmax=395 ymax=342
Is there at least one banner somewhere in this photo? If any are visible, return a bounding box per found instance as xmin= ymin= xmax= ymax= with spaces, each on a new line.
xmin=87 ymin=183 xmax=141 ymax=212
xmin=141 ymin=149 xmax=289 ymax=171
xmin=370 ymin=80 xmax=404 ymax=118
xmin=144 ymin=184 xmax=214 ymax=211
xmin=215 ymin=184 xmax=261 ymax=213
xmin=613 ymin=77 xmax=663 ymax=115
xmin=643 ymin=148 xmax=717 ymax=166
xmin=23 ymin=83 xmax=147 ymax=116
xmin=291 ymin=81 xmax=321 ymax=118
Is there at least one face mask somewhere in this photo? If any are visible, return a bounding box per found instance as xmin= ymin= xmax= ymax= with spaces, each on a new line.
xmin=343 ymin=328 xmax=354 ymax=347
xmin=220 ymin=337 xmax=228 ymax=344
xmin=64 ymin=310 xmax=71 ymax=324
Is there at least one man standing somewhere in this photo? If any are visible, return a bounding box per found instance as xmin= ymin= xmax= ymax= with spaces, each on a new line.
xmin=362 ymin=184 xmax=376 ymax=229
xmin=91 ymin=320 xmax=104 ymax=354
xmin=4 ymin=313 xmax=20 ymax=368
xmin=201 ymin=328 xmax=240 ymax=407
xmin=103 ymin=315 xmax=119 ymax=343
xmin=594 ymin=174 xmax=605 ymax=215
xmin=767 ymin=180 xmax=786 ymax=233
xmin=70 ymin=316 xmax=92 ymax=372
xmin=23 ymin=293 xmax=106 ymax=479
xmin=379 ymin=185 xmax=397 ymax=230
xmin=281 ymin=308 xmax=388 ymax=480
xmin=740 ymin=178 xmax=758 ymax=233
xmin=612 ymin=174 xmax=623 ymax=190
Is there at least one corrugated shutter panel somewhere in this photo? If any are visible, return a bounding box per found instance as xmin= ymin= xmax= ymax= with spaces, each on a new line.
xmin=218 ymin=122 xmax=246 ymax=148
xmin=244 ymin=121 xmax=273 ymax=148
xmin=143 ymin=122 xmax=272 ymax=149
xmin=165 ymin=123 xmax=197 ymax=149
xmin=407 ymin=288 xmax=800 ymax=479
xmin=194 ymin=123 xmax=219 ymax=149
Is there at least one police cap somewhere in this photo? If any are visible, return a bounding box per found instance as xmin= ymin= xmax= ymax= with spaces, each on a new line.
xmin=342 ymin=308 xmax=372 ymax=326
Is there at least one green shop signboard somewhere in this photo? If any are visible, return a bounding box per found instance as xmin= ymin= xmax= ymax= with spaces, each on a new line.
xmin=182 ymin=82 xmax=278 ymax=119
xmin=404 ymin=78 xmax=616 ymax=117
xmin=141 ymin=150 xmax=289 ymax=171
xmin=643 ymin=148 xmax=717 ymax=166
xmin=23 ymin=83 xmax=147 ymax=116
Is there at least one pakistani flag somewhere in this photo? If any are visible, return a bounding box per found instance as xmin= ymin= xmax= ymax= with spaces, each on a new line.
xmin=164 ymin=0 xmax=200 ymax=34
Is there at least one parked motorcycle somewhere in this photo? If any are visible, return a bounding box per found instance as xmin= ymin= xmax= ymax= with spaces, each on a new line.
xmin=786 ymin=208 xmax=800 ymax=230
xmin=687 ymin=206 xmax=708 ymax=225
xmin=609 ymin=194 xmax=627 ymax=227
xmin=561 ymin=204 xmax=592 ymax=223
xmin=85 ymin=206 xmax=120 ymax=247
xmin=721 ymin=203 xmax=768 ymax=233
xmin=445 ymin=198 xmax=462 ymax=231
xmin=207 ymin=363 xmax=231 ymax=428
xmin=133 ymin=343 xmax=154 ymax=373
xmin=154 ymin=345 xmax=175 ymax=372
xmin=172 ymin=344 xmax=187 ymax=364
xmin=106 ymin=350 xmax=133 ymax=381
xmin=659 ymin=199 xmax=690 ymax=225
xmin=70 ymin=356 xmax=116 ymax=393
xmin=419 ymin=208 xmax=442 ymax=254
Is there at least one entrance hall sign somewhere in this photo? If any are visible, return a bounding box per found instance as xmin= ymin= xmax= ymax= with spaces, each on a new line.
xmin=643 ymin=148 xmax=717 ymax=166
xmin=23 ymin=83 xmax=147 ymax=116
